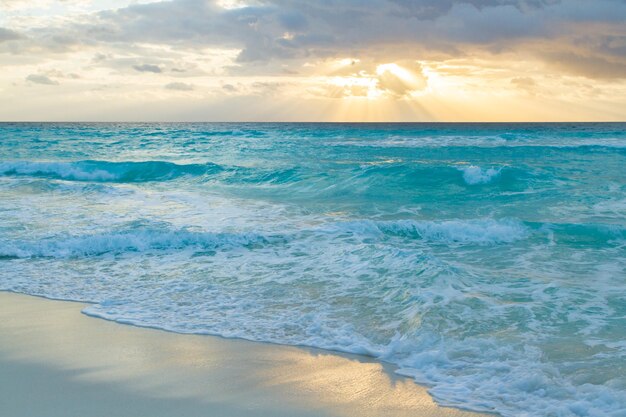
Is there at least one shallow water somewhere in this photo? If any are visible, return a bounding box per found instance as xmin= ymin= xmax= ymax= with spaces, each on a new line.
xmin=1 ymin=122 xmax=625 ymax=416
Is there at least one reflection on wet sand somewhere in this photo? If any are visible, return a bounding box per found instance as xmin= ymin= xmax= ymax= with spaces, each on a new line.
xmin=0 ymin=292 xmax=486 ymax=417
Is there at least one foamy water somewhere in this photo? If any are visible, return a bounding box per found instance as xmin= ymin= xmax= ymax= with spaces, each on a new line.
xmin=1 ymin=122 xmax=625 ymax=416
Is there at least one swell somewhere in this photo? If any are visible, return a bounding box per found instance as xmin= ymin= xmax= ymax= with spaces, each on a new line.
xmin=0 ymin=160 xmax=529 ymax=192
xmin=329 ymin=133 xmax=626 ymax=149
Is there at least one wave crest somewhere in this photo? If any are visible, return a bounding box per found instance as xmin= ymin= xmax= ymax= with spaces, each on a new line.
xmin=328 ymin=218 xmax=528 ymax=244
xmin=0 ymin=160 xmax=223 ymax=182
xmin=0 ymin=229 xmax=269 ymax=258
xmin=459 ymin=165 xmax=502 ymax=185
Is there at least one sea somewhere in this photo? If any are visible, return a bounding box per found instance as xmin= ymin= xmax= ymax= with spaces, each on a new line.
xmin=1 ymin=122 xmax=625 ymax=416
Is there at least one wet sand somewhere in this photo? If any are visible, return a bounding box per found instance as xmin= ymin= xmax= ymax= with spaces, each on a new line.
xmin=0 ymin=291 xmax=489 ymax=417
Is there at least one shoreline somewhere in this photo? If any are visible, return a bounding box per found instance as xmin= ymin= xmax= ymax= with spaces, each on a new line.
xmin=0 ymin=291 xmax=489 ymax=417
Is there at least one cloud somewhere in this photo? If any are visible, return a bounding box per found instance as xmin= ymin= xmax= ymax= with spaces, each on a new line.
xmin=306 ymin=59 xmax=427 ymax=99
xmin=133 ymin=64 xmax=162 ymax=73
xmin=92 ymin=52 xmax=108 ymax=62
xmin=0 ymin=28 xmax=22 ymax=42
xmin=511 ymin=76 xmax=536 ymax=89
xmin=544 ymin=51 xmax=626 ymax=79
xmin=26 ymin=74 xmax=59 ymax=85
xmin=511 ymin=76 xmax=538 ymax=94
xmin=42 ymin=0 xmax=623 ymax=78
xmin=1 ymin=0 xmax=626 ymax=122
xmin=165 ymin=82 xmax=194 ymax=90
xmin=277 ymin=10 xmax=308 ymax=31
xmin=2 ymin=0 xmax=625 ymax=81
xmin=250 ymin=81 xmax=287 ymax=96
xmin=377 ymin=62 xmax=428 ymax=96
xmin=389 ymin=0 xmax=560 ymax=20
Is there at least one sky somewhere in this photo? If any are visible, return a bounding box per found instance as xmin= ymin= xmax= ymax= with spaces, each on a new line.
xmin=1 ymin=0 xmax=625 ymax=122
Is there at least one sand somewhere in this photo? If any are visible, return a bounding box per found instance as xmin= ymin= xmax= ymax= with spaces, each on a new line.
xmin=0 ymin=291 xmax=489 ymax=417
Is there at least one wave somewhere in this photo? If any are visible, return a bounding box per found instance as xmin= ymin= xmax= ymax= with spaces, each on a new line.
xmin=0 ymin=229 xmax=270 ymax=258
xmin=3 ymin=219 xmax=621 ymax=260
xmin=0 ymin=160 xmax=306 ymax=188
xmin=0 ymin=160 xmax=532 ymax=194
xmin=458 ymin=165 xmax=502 ymax=185
xmin=344 ymin=163 xmax=525 ymax=194
xmin=328 ymin=218 xmax=529 ymax=244
xmin=3 ymin=217 xmax=625 ymax=417
xmin=314 ymin=219 xmax=606 ymax=246
xmin=329 ymin=218 xmax=625 ymax=248
xmin=0 ymin=219 xmax=525 ymax=259
xmin=537 ymin=222 xmax=626 ymax=246
xmin=0 ymin=160 xmax=223 ymax=182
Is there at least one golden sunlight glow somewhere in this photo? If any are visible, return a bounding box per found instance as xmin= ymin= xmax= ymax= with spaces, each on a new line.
xmin=376 ymin=63 xmax=409 ymax=79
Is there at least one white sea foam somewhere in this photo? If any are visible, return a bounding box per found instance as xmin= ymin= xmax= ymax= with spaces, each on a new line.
xmin=459 ymin=165 xmax=502 ymax=185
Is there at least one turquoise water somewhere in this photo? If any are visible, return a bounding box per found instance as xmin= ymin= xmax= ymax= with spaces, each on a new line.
xmin=1 ymin=123 xmax=625 ymax=416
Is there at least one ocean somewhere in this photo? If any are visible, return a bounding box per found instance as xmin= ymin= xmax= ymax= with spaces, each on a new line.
xmin=1 ymin=122 xmax=625 ymax=416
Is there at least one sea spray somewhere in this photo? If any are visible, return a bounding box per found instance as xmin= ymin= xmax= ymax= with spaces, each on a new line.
xmin=459 ymin=165 xmax=502 ymax=185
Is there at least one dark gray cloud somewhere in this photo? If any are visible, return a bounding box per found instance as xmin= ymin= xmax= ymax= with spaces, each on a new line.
xmin=5 ymin=0 xmax=626 ymax=79
xmin=86 ymin=1 xmax=624 ymax=69
xmin=389 ymin=0 xmax=560 ymax=19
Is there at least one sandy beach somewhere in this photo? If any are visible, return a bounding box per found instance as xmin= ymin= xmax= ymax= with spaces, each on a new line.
xmin=0 ymin=291 xmax=487 ymax=417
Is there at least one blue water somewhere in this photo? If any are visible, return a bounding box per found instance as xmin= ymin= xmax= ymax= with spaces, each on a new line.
xmin=1 ymin=123 xmax=625 ymax=416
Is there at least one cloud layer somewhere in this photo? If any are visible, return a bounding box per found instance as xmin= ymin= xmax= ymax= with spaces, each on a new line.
xmin=1 ymin=0 xmax=625 ymax=121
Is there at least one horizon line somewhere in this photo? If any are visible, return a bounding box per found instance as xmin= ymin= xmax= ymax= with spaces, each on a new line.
xmin=1 ymin=121 xmax=625 ymax=124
